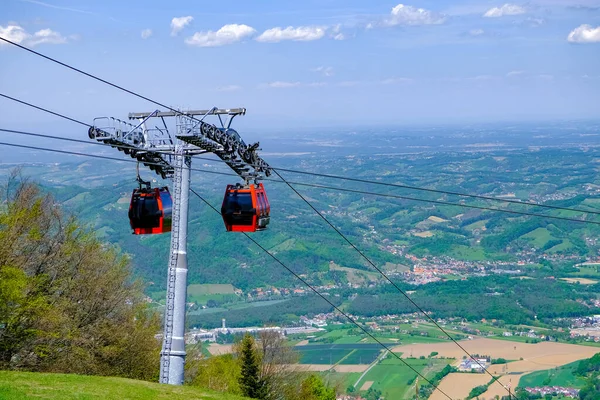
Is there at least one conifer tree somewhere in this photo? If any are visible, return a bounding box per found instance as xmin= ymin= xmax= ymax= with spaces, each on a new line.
xmin=238 ymin=334 xmax=268 ymax=399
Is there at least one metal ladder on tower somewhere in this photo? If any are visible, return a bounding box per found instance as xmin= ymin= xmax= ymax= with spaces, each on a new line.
xmin=160 ymin=148 xmax=183 ymax=383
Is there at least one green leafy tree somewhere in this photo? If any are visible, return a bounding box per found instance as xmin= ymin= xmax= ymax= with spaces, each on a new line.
xmin=299 ymin=374 xmax=335 ymax=400
xmin=364 ymin=387 xmax=382 ymax=400
xmin=468 ymin=385 xmax=488 ymax=399
xmin=0 ymin=176 xmax=160 ymax=380
xmin=576 ymin=353 xmax=600 ymax=376
xmin=579 ymin=376 xmax=600 ymax=400
xmin=189 ymin=352 xmax=242 ymax=395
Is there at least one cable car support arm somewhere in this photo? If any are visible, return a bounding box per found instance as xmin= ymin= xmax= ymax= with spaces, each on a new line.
xmin=87 ymin=106 xmax=270 ymax=386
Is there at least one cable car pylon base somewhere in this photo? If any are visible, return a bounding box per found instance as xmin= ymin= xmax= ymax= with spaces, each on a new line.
xmin=160 ymin=149 xmax=190 ymax=384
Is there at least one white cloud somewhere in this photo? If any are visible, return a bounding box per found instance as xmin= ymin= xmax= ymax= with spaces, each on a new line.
xmin=185 ymin=24 xmax=256 ymax=47
xmin=171 ymin=16 xmax=193 ymax=36
xmin=141 ymin=29 xmax=152 ymax=39
xmin=383 ymin=4 xmax=446 ymax=26
xmin=27 ymin=28 xmax=67 ymax=46
xmin=256 ymin=26 xmax=326 ymax=43
xmin=567 ymin=24 xmax=600 ymax=43
xmin=527 ymin=17 xmax=545 ymax=27
xmin=262 ymin=81 xmax=302 ymax=88
xmin=0 ymin=24 xmax=67 ymax=47
xmin=469 ymin=29 xmax=485 ymax=36
xmin=471 ymin=74 xmax=498 ymax=81
xmin=312 ymin=66 xmax=334 ymax=77
xmin=217 ymin=85 xmax=242 ymax=92
xmin=506 ymin=70 xmax=525 ymax=77
xmin=0 ymin=25 xmax=29 ymax=45
xmin=483 ymin=4 xmax=527 ymax=18
xmin=330 ymin=24 xmax=347 ymax=40
xmin=260 ymin=81 xmax=326 ymax=89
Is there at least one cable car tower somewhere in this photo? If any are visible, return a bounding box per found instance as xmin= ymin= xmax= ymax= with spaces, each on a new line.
xmin=87 ymin=107 xmax=271 ymax=385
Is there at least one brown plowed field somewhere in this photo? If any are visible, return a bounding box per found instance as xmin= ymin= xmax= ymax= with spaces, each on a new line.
xmin=398 ymin=338 xmax=599 ymax=400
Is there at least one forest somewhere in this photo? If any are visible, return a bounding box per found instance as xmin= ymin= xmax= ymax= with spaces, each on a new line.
xmin=18 ymin=144 xmax=600 ymax=295
xmin=346 ymin=276 xmax=600 ymax=324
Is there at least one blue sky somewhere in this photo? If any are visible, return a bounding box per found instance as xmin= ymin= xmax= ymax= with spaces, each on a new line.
xmin=1 ymin=0 xmax=599 ymax=132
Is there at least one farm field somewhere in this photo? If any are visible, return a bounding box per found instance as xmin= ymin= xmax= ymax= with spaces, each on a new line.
xmin=320 ymin=371 xmax=362 ymax=391
xmin=560 ymin=277 xmax=598 ymax=285
xmin=328 ymin=262 xmax=380 ymax=285
xmin=298 ymin=364 xmax=369 ymax=372
xmin=186 ymin=284 xmax=238 ymax=305
xmin=207 ymin=344 xmax=234 ymax=356
xmin=227 ymin=299 xmax=289 ymax=309
xmin=489 ymin=335 xmax=543 ymax=344
xmin=392 ymin=337 xmax=598 ymax=361
xmin=312 ymin=327 xmax=448 ymax=346
xmin=362 ymin=357 xmax=449 ymax=399
xmin=299 ymin=348 xmax=349 ymax=365
xmin=188 ymin=284 xmax=236 ymax=295
xmin=295 ymin=344 xmax=382 ymax=365
xmin=430 ymin=373 xmax=490 ymax=400
xmin=570 ymin=265 xmax=600 ymax=278
xmin=518 ymin=360 xmax=588 ymax=388
xmin=339 ymin=349 xmax=381 ymax=365
xmin=412 ymin=338 xmax=600 ymax=400
xmin=337 ymin=334 xmax=446 ymax=345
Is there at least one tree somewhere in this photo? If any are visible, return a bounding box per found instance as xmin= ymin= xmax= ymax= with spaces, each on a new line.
xmin=0 ymin=176 xmax=160 ymax=380
xmin=257 ymin=330 xmax=302 ymax=399
xmin=579 ymin=376 xmax=600 ymax=400
xmin=365 ymin=387 xmax=382 ymax=400
xmin=206 ymin=299 xmax=219 ymax=308
xmin=238 ymin=334 xmax=268 ymax=399
xmin=299 ymin=374 xmax=336 ymax=400
xmin=188 ymin=351 xmax=242 ymax=395
xmin=232 ymin=331 xmax=334 ymax=400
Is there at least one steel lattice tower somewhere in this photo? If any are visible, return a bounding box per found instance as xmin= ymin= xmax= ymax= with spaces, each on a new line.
xmin=87 ymin=107 xmax=271 ymax=384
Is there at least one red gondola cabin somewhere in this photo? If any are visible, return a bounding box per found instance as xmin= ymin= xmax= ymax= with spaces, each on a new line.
xmin=221 ymin=183 xmax=270 ymax=232
xmin=128 ymin=187 xmax=173 ymax=234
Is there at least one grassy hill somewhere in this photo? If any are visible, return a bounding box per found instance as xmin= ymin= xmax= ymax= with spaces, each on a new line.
xmin=0 ymin=371 xmax=247 ymax=400
xmin=6 ymin=147 xmax=600 ymax=295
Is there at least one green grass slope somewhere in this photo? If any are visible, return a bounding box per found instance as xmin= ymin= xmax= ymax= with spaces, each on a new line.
xmin=0 ymin=371 xmax=248 ymax=400
xmin=518 ymin=360 xmax=588 ymax=388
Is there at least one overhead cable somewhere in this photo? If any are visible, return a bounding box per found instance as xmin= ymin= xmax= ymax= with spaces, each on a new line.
xmin=272 ymin=169 xmax=515 ymax=398
xmin=1 ymin=45 xmax=597 ymax=216
xmin=0 ymin=134 xmax=598 ymax=227
xmin=189 ymin=187 xmax=455 ymax=400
